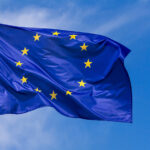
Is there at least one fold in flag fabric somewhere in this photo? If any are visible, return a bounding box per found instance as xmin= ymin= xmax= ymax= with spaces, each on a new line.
xmin=0 ymin=24 xmax=132 ymax=123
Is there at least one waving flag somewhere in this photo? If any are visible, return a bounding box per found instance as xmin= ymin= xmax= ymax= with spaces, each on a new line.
xmin=0 ymin=23 xmax=132 ymax=123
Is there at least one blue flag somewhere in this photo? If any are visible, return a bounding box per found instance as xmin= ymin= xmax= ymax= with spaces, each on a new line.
xmin=0 ymin=23 xmax=132 ymax=123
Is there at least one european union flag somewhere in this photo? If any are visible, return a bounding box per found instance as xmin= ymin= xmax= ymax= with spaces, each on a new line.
xmin=0 ymin=23 xmax=132 ymax=123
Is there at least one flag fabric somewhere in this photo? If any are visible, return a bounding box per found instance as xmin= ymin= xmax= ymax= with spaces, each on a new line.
xmin=0 ymin=23 xmax=132 ymax=123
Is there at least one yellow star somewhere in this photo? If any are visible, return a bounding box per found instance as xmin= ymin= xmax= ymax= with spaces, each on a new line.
xmin=66 ymin=90 xmax=72 ymax=95
xmin=21 ymin=76 xmax=27 ymax=84
xmin=33 ymin=33 xmax=41 ymax=41
xmin=21 ymin=48 xmax=29 ymax=55
xmin=50 ymin=90 xmax=57 ymax=100
xmin=52 ymin=31 xmax=60 ymax=36
xmin=34 ymin=88 xmax=41 ymax=92
xmin=80 ymin=43 xmax=88 ymax=51
xmin=69 ymin=35 xmax=77 ymax=40
xmin=16 ymin=61 xmax=23 ymax=67
xmin=78 ymin=80 xmax=86 ymax=87
xmin=84 ymin=59 xmax=92 ymax=68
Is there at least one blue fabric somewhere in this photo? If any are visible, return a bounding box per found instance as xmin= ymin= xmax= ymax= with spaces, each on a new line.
xmin=0 ymin=23 xmax=132 ymax=123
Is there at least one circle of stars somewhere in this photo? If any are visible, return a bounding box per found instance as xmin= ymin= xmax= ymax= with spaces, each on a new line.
xmin=15 ymin=31 xmax=93 ymax=101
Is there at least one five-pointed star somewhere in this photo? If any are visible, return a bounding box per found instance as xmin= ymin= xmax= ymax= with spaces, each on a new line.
xmin=33 ymin=33 xmax=41 ymax=41
xmin=50 ymin=90 xmax=57 ymax=100
xmin=69 ymin=34 xmax=77 ymax=40
xmin=84 ymin=59 xmax=92 ymax=68
xmin=34 ymin=88 xmax=41 ymax=92
xmin=66 ymin=90 xmax=72 ymax=95
xmin=80 ymin=43 xmax=88 ymax=51
xmin=21 ymin=76 xmax=27 ymax=84
xmin=52 ymin=31 xmax=60 ymax=36
xmin=78 ymin=80 xmax=86 ymax=87
xmin=16 ymin=61 xmax=23 ymax=67
xmin=21 ymin=48 xmax=29 ymax=55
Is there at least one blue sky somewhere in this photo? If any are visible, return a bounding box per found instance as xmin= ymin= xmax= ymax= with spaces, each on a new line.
xmin=0 ymin=0 xmax=150 ymax=149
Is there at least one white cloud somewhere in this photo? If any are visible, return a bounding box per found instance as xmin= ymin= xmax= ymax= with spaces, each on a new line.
xmin=0 ymin=109 xmax=57 ymax=150
xmin=0 ymin=7 xmax=69 ymax=28
xmin=0 ymin=108 xmax=112 ymax=150
xmin=0 ymin=5 xmax=96 ymax=31
xmin=95 ymin=3 xmax=150 ymax=35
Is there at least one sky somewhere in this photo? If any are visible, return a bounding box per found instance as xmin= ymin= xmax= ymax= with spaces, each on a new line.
xmin=0 ymin=0 xmax=150 ymax=150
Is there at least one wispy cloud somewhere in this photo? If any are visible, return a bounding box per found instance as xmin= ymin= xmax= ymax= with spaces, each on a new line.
xmin=0 ymin=108 xmax=112 ymax=150
xmin=0 ymin=4 xmax=97 ymax=31
xmin=0 ymin=109 xmax=57 ymax=150
xmin=95 ymin=3 xmax=150 ymax=35
xmin=0 ymin=7 xmax=71 ymax=28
